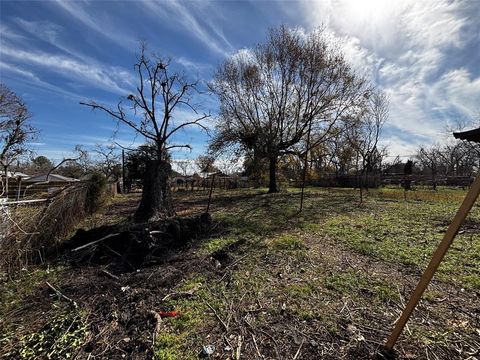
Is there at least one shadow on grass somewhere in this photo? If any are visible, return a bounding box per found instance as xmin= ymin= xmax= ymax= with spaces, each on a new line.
xmin=210 ymin=189 xmax=365 ymax=237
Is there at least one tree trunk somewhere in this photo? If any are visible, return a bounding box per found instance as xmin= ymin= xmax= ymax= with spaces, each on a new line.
xmin=4 ymin=166 xmax=8 ymax=199
xmin=135 ymin=159 xmax=174 ymax=221
xmin=268 ymin=156 xmax=278 ymax=193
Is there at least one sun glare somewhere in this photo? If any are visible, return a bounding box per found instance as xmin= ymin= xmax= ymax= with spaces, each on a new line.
xmin=341 ymin=0 xmax=395 ymax=20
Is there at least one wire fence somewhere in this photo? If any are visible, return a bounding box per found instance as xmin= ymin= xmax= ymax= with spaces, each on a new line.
xmin=0 ymin=181 xmax=112 ymax=273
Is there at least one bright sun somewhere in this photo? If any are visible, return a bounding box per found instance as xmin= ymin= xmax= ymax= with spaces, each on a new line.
xmin=341 ymin=0 xmax=395 ymax=20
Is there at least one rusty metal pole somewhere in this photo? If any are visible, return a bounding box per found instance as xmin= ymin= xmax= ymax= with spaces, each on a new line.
xmin=385 ymin=173 xmax=480 ymax=350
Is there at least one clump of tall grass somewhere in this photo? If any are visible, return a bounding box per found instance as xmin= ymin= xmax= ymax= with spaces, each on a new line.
xmin=0 ymin=174 xmax=109 ymax=273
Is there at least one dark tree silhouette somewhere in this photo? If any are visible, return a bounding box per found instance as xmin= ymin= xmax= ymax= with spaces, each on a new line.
xmin=81 ymin=44 xmax=209 ymax=220
xmin=94 ymin=144 xmax=121 ymax=181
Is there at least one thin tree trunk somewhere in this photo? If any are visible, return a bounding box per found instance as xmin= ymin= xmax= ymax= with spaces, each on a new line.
xmin=268 ymin=156 xmax=278 ymax=193
xmin=206 ymin=173 xmax=216 ymax=213
xmin=4 ymin=166 xmax=8 ymax=199
xmin=135 ymin=159 xmax=174 ymax=221
xmin=300 ymin=119 xmax=312 ymax=211
xmin=359 ymin=175 xmax=363 ymax=203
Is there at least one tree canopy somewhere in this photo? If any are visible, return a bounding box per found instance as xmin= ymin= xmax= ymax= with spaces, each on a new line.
xmin=0 ymin=83 xmax=37 ymax=171
xmin=209 ymin=26 xmax=371 ymax=192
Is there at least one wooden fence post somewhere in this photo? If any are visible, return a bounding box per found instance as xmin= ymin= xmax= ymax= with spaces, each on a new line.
xmin=206 ymin=173 xmax=216 ymax=214
xmin=385 ymin=173 xmax=480 ymax=350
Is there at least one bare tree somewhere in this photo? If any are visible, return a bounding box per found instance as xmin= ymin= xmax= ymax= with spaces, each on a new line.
xmin=348 ymin=90 xmax=388 ymax=201
xmin=195 ymin=155 xmax=217 ymax=173
xmin=417 ymin=145 xmax=442 ymax=190
xmin=322 ymin=129 xmax=357 ymax=177
xmin=81 ymin=44 xmax=210 ymax=220
xmin=45 ymin=145 xmax=88 ymax=180
xmin=445 ymin=117 xmax=480 ymax=175
xmin=175 ymin=160 xmax=190 ymax=177
xmin=22 ymin=146 xmax=88 ymax=197
xmin=174 ymin=159 xmax=191 ymax=189
xmin=94 ymin=144 xmax=121 ymax=180
xmin=210 ymin=26 xmax=370 ymax=193
xmin=0 ymin=84 xmax=37 ymax=197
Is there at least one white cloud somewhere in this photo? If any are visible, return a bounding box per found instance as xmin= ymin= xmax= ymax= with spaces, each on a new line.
xmin=431 ymin=69 xmax=480 ymax=118
xmin=379 ymin=134 xmax=420 ymax=160
xmin=0 ymin=24 xmax=26 ymax=41
xmin=400 ymin=0 xmax=467 ymax=49
xmin=0 ymin=61 xmax=87 ymax=100
xmin=301 ymin=0 xmax=479 ymax=153
xmin=53 ymin=0 xmax=137 ymax=50
xmin=143 ymin=0 xmax=233 ymax=56
xmin=177 ymin=56 xmax=213 ymax=74
xmin=1 ymin=45 xmax=134 ymax=95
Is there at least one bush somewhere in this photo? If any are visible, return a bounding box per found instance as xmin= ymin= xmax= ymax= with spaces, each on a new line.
xmin=85 ymin=172 xmax=107 ymax=214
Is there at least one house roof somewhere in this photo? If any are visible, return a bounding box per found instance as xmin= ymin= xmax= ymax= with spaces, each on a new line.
xmin=453 ymin=127 xmax=480 ymax=143
xmin=24 ymin=174 xmax=79 ymax=183
xmin=2 ymin=171 xmax=31 ymax=179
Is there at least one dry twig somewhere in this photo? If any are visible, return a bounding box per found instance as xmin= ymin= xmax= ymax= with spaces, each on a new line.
xmin=46 ymin=281 xmax=78 ymax=308
xmin=148 ymin=310 xmax=163 ymax=346
xmin=204 ymin=300 xmax=228 ymax=331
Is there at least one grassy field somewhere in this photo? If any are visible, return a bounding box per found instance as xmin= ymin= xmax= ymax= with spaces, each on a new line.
xmin=1 ymin=187 xmax=479 ymax=359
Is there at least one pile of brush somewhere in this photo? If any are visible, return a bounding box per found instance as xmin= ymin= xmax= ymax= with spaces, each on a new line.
xmin=61 ymin=213 xmax=213 ymax=272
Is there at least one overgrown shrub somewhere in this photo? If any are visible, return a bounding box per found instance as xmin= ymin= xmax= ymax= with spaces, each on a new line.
xmin=0 ymin=175 xmax=112 ymax=272
xmin=85 ymin=172 xmax=107 ymax=214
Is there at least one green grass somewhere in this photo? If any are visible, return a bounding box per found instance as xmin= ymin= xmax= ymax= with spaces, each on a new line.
xmin=208 ymin=186 xmax=478 ymax=291
xmin=322 ymin=197 xmax=480 ymax=289
xmin=0 ymin=266 xmax=63 ymax=314
xmin=113 ymin=187 xmax=480 ymax=356
xmin=16 ymin=308 xmax=87 ymax=360
xmin=324 ymin=270 xmax=396 ymax=302
xmin=1 ymin=301 xmax=87 ymax=360
xmin=268 ymin=233 xmax=305 ymax=250
xmin=154 ymin=276 xmax=219 ymax=360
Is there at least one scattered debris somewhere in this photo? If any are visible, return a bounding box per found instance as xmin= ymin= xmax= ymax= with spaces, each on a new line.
xmin=158 ymin=311 xmax=180 ymax=318
xmin=45 ymin=281 xmax=78 ymax=308
xmin=200 ymin=344 xmax=216 ymax=357
xmin=148 ymin=310 xmax=164 ymax=346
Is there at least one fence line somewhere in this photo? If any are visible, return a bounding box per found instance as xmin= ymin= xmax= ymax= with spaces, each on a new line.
xmin=0 ymin=180 xmax=114 ymax=273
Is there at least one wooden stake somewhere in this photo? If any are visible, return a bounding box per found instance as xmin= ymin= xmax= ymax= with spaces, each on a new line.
xmin=300 ymin=118 xmax=313 ymax=212
xmin=206 ymin=173 xmax=216 ymax=214
xmin=385 ymin=173 xmax=480 ymax=350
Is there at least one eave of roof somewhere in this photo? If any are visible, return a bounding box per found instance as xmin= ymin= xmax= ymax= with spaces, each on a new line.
xmin=453 ymin=127 xmax=480 ymax=143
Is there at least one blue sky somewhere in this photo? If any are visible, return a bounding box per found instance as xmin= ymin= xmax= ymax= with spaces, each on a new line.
xmin=1 ymin=0 xmax=479 ymax=164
